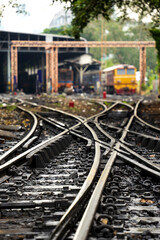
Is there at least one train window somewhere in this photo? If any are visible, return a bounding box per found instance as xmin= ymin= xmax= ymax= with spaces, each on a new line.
xmin=127 ymin=69 xmax=135 ymax=75
xmin=117 ymin=69 xmax=125 ymax=75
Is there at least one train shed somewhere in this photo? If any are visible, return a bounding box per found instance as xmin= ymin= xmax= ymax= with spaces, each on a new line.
xmin=0 ymin=30 xmax=86 ymax=93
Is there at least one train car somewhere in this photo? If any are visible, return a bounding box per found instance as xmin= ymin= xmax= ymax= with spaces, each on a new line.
xmin=58 ymin=69 xmax=73 ymax=93
xmin=83 ymin=70 xmax=101 ymax=93
xmin=74 ymin=70 xmax=101 ymax=93
xmin=102 ymin=64 xmax=137 ymax=94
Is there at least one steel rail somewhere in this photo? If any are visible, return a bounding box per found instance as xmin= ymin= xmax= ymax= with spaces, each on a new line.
xmin=135 ymin=99 xmax=160 ymax=132
xmin=0 ymin=106 xmax=38 ymax=163
xmin=28 ymin=101 xmax=117 ymax=240
xmin=120 ymin=142 xmax=160 ymax=173
xmin=0 ymin=106 xmax=86 ymax=173
xmin=17 ymin=98 xmax=114 ymax=126
xmin=26 ymin=102 xmax=83 ymax=125
xmin=35 ymin=113 xmax=66 ymax=131
xmin=5 ymin=98 xmax=158 ymax=240
xmin=0 ymin=129 xmax=69 ymax=173
xmin=73 ymin=143 xmax=119 ymax=240
xmin=15 ymin=99 xmax=109 ymax=240
xmin=36 ymin=112 xmax=93 ymax=148
xmin=73 ymin=99 xmax=160 ymax=240
xmin=117 ymin=152 xmax=160 ymax=179
xmin=118 ymin=99 xmax=160 ymax=172
xmin=2 ymin=98 xmax=159 ymax=239
xmin=48 ymin=103 xmax=112 ymax=239
xmin=94 ymin=102 xmax=118 ymax=146
xmin=94 ymin=102 xmax=133 ymax=146
xmin=47 ymin=101 xmax=115 ymax=239
xmin=0 ymin=101 xmax=84 ymax=171
xmin=49 ymin=129 xmax=101 ymax=240
xmin=116 ymin=106 xmax=160 ymax=173
xmin=118 ymin=101 xmax=134 ymax=111
xmin=126 ymin=129 xmax=160 ymax=140
xmin=0 ymin=100 xmax=106 ymax=168
xmin=50 ymin=99 xmax=154 ymax=240
xmin=23 ymin=99 xmax=109 ymax=124
xmin=0 ymin=100 xmax=108 ymax=174
xmin=29 ymin=99 xmax=160 ymax=180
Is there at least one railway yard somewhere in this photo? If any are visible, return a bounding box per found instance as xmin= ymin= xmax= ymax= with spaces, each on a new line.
xmin=0 ymin=93 xmax=160 ymax=240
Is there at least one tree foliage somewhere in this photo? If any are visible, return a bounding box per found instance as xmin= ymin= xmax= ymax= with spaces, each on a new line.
xmin=82 ymin=19 xmax=158 ymax=71
xmin=43 ymin=19 xmax=158 ymax=71
xmin=0 ymin=0 xmax=27 ymax=17
xmin=43 ymin=25 xmax=73 ymax=36
xmin=52 ymin=0 xmax=160 ymax=38
xmin=52 ymin=0 xmax=160 ymax=66
xmin=1 ymin=0 xmax=159 ymax=66
xmin=146 ymin=67 xmax=158 ymax=90
xmin=150 ymin=29 xmax=160 ymax=68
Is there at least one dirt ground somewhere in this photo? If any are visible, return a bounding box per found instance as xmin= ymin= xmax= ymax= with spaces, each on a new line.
xmin=35 ymin=94 xmax=105 ymax=117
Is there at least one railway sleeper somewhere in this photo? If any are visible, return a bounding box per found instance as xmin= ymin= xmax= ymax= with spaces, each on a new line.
xmin=70 ymin=131 xmax=92 ymax=150
xmin=0 ymin=199 xmax=70 ymax=209
xmin=26 ymin=135 xmax=71 ymax=168
xmin=117 ymin=153 xmax=160 ymax=179
xmin=136 ymin=135 xmax=160 ymax=151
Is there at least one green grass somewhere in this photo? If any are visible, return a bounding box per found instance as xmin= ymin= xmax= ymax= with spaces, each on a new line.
xmin=103 ymin=101 xmax=112 ymax=107
xmin=6 ymin=105 xmax=17 ymax=111
xmin=53 ymin=102 xmax=61 ymax=106
xmin=57 ymin=94 xmax=66 ymax=98
xmin=0 ymin=104 xmax=17 ymax=110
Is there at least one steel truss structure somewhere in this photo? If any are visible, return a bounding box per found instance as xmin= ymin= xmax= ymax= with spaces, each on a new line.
xmin=11 ymin=41 xmax=155 ymax=93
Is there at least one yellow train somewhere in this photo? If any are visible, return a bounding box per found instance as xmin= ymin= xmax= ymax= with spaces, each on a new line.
xmin=102 ymin=64 xmax=137 ymax=94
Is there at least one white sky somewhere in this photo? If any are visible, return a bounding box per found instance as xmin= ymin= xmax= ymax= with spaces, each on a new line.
xmin=0 ymin=0 xmax=66 ymax=33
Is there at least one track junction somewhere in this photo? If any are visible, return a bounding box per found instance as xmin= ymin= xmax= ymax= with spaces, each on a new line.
xmin=0 ymin=94 xmax=160 ymax=240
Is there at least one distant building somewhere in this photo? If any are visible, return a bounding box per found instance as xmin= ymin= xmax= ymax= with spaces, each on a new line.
xmin=49 ymin=9 xmax=73 ymax=28
xmin=0 ymin=30 xmax=86 ymax=93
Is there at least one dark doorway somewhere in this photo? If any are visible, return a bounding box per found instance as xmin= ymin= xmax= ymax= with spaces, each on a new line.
xmin=18 ymin=52 xmax=45 ymax=94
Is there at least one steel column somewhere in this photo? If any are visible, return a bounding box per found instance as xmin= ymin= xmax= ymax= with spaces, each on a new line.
xmin=10 ymin=40 xmax=156 ymax=94
xmin=11 ymin=46 xmax=18 ymax=93
xmin=54 ymin=47 xmax=58 ymax=92
xmin=46 ymin=47 xmax=58 ymax=93
xmin=139 ymin=47 xmax=146 ymax=94
xmin=7 ymin=48 xmax=11 ymax=92
xmin=46 ymin=49 xmax=49 ymax=93
xmin=51 ymin=47 xmax=54 ymax=93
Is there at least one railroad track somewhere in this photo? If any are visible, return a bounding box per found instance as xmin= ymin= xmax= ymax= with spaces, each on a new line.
xmin=0 ymin=97 xmax=160 ymax=240
xmin=0 ymin=104 xmax=37 ymax=164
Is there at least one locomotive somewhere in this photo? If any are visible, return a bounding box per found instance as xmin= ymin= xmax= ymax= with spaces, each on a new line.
xmin=102 ymin=64 xmax=137 ymax=94
xmin=58 ymin=69 xmax=73 ymax=93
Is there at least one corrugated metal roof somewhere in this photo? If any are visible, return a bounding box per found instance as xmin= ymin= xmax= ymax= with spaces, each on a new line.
xmin=0 ymin=29 xmax=74 ymax=39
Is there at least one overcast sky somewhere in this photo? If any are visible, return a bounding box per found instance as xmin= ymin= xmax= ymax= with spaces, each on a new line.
xmin=0 ymin=0 xmax=66 ymax=33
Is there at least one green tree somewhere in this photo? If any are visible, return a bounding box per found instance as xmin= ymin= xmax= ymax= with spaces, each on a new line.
xmin=102 ymin=59 xmax=119 ymax=69
xmin=43 ymin=18 xmax=158 ymax=71
xmin=43 ymin=25 xmax=73 ymax=36
xmin=150 ymin=29 xmax=160 ymax=93
xmin=146 ymin=67 xmax=158 ymax=90
xmin=150 ymin=29 xmax=160 ymax=68
xmin=52 ymin=0 xmax=160 ymax=38
xmin=52 ymin=0 xmax=160 ymax=68
xmin=1 ymin=1 xmax=160 ymax=64
xmin=81 ymin=19 xmax=158 ymax=70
